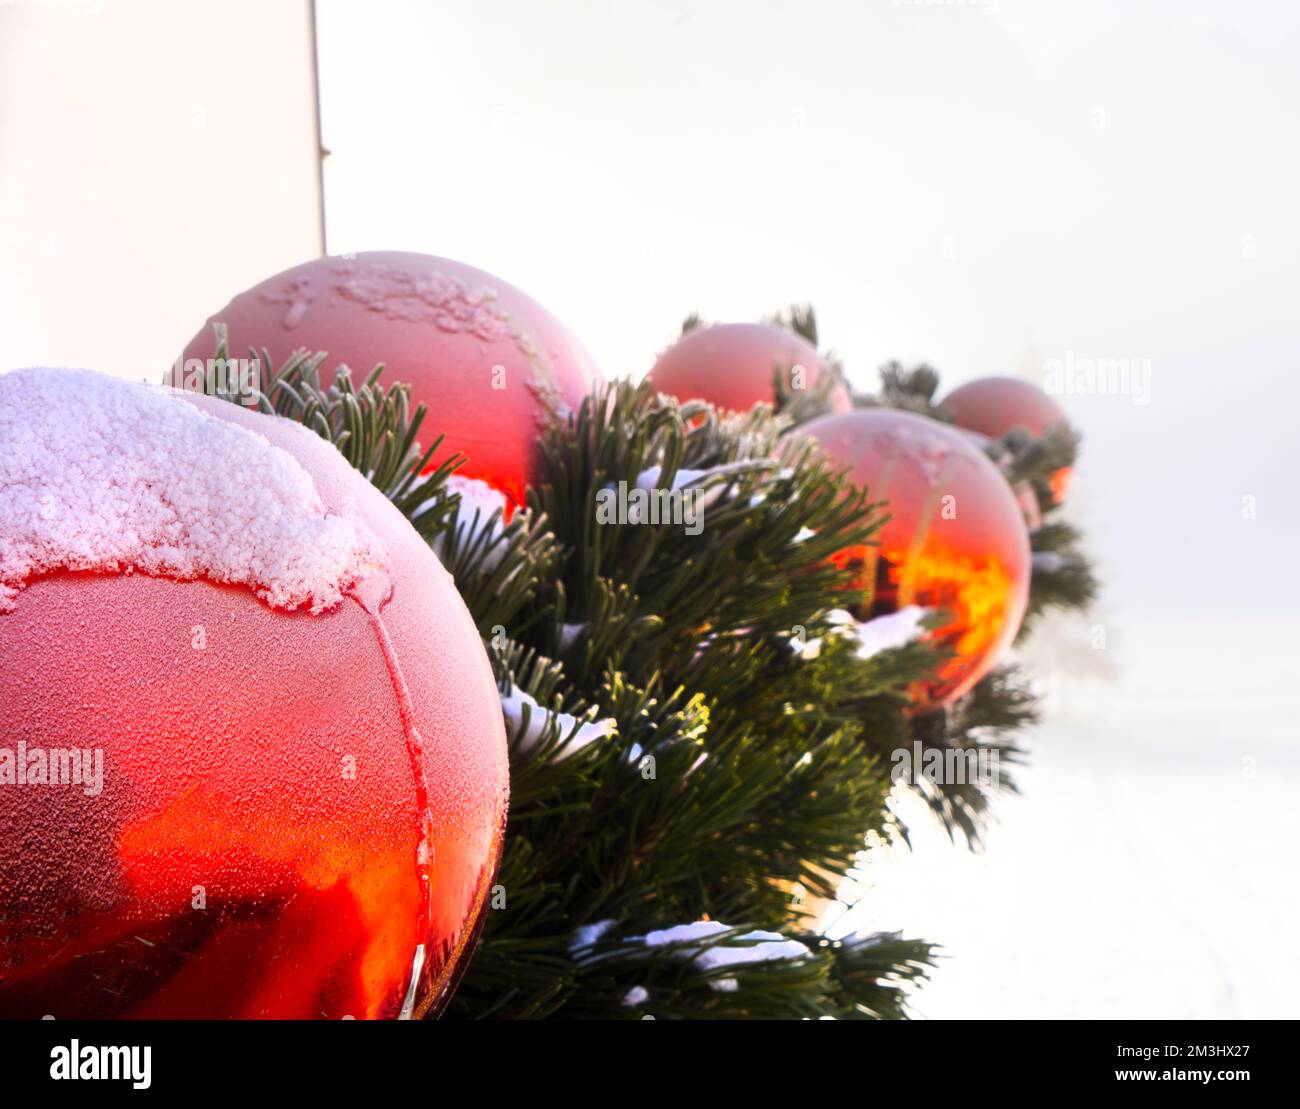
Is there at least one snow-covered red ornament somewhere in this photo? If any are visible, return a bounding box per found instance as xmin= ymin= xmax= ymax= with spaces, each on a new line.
xmin=182 ymin=251 xmax=602 ymax=509
xmin=802 ymin=408 xmax=1031 ymax=705
xmin=646 ymin=322 xmax=851 ymax=416
xmin=939 ymin=376 xmax=1072 ymax=504
xmin=0 ymin=367 xmax=508 ymax=1019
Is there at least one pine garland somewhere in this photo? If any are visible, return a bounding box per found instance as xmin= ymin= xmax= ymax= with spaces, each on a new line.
xmin=209 ymin=308 xmax=1096 ymax=1019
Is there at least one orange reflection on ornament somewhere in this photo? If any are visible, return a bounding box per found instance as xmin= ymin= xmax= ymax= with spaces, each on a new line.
xmin=1049 ymin=466 xmax=1073 ymax=505
xmin=804 ymin=409 xmax=1032 ymax=706
xmin=890 ymin=544 xmax=1015 ymax=688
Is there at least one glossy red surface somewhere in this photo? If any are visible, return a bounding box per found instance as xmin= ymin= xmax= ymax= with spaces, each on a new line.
xmin=646 ymin=322 xmax=852 ymax=416
xmin=803 ymin=409 xmax=1031 ymax=705
xmin=182 ymin=251 xmax=602 ymax=509
xmin=0 ymin=399 xmax=508 ymax=1019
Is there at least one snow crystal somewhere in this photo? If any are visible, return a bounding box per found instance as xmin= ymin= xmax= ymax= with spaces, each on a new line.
xmin=558 ymin=621 xmax=588 ymax=651
xmin=850 ymin=605 xmax=929 ymax=658
xmin=639 ymin=921 xmax=812 ymax=992
xmin=430 ymin=474 xmax=510 ymax=571
xmin=501 ymin=684 xmax=617 ymax=758
xmin=568 ymin=919 xmax=812 ymax=990
xmin=0 ymin=367 xmax=388 ymax=614
xmin=747 ymin=467 xmax=796 ymax=508
xmin=568 ymin=919 xmax=617 ymax=957
xmin=1032 ymin=551 xmax=1069 ymax=574
xmin=640 ymin=920 xmax=734 ymax=947
xmin=636 ymin=464 xmax=697 ymax=491
xmin=792 ymin=606 xmax=928 ymax=661
xmin=634 ymin=464 xmax=730 ymax=512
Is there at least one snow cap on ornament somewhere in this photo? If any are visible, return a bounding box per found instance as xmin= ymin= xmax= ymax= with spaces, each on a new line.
xmin=0 ymin=366 xmax=387 ymax=614
xmin=646 ymin=322 xmax=851 ymax=417
xmin=0 ymin=367 xmax=507 ymax=1019
xmin=181 ymin=251 xmax=602 ymax=509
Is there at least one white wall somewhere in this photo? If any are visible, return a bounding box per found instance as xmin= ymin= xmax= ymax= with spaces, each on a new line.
xmin=0 ymin=0 xmax=322 ymax=380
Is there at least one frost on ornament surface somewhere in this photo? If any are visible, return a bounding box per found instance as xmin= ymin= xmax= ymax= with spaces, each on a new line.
xmin=0 ymin=368 xmax=508 ymax=1019
xmin=331 ymin=262 xmax=512 ymax=339
xmin=0 ymin=367 xmax=386 ymax=613
xmin=181 ymin=251 xmax=604 ymax=509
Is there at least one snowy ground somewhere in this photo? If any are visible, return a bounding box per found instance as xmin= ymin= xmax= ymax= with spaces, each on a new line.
xmin=837 ymin=620 xmax=1300 ymax=1020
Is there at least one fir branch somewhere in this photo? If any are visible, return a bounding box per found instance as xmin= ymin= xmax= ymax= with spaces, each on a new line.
xmin=218 ymin=339 xmax=1074 ymax=1019
xmin=1023 ymin=522 xmax=1101 ymax=634
xmin=764 ymin=302 xmax=820 ymax=346
xmin=205 ymin=323 xmax=460 ymax=539
xmin=877 ymin=360 xmax=944 ymax=416
xmin=904 ymin=666 xmax=1036 ymax=846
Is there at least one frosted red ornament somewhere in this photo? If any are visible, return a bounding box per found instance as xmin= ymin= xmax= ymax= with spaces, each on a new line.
xmin=802 ymin=408 xmax=1031 ymax=705
xmin=646 ymin=322 xmax=851 ymax=416
xmin=182 ymin=251 xmax=602 ymax=509
xmin=939 ymin=376 xmax=1072 ymax=504
xmin=0 ymin=367 xmax=508 ymax=1019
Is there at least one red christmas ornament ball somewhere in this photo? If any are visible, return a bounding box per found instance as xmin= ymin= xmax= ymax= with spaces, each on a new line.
xmin=803 ymin=408 xmax=1031 ymax=705
xmin=646 ymin=322 xmax=851 ymax=416
xmin=182 ymin=251 xmax=602 ymax=509
xmin=0 ymin=367 xmax=508 ymax=1019
xmin=939 ymin=376 xmax=1072 ymax=503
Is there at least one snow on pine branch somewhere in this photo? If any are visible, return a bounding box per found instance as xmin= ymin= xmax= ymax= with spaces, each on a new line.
xmin=638 ymin=921 xmax=812 ymax=992
xmin=501 ymin=684 xmax=617 ymax=759
xmin=794 ymin=605 xmax=929 ymax=661
xmin=427 ymin=475 xmax=510 ymax=570
xmin=569 ymin=919 xmax=813 ymax=994
xmin=1032 ymin=551 xmax=1075 ymax=574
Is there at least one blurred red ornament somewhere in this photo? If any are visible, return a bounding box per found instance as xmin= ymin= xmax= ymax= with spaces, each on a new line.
xmin=646 ymin=322 xmax=851 ymax=416
xmin=802 ymin=408 xmax=1031 ymax=705
xmin=182 ymin=251 xmax=602 ymax=509
xmin=0 ymin=368 xmax=507 ymax=1019
xmin=939 ymin=376 xmax=1072 ymax=503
